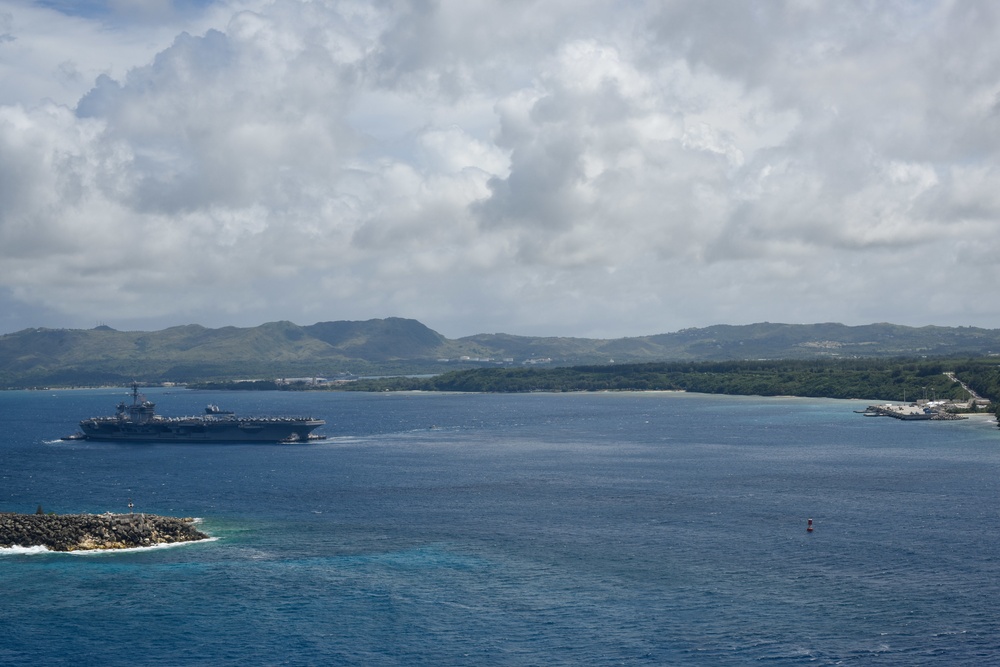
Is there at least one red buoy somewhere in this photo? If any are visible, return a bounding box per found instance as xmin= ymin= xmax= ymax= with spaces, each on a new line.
xmin=807 ymin=518 xmax=814 ymax=532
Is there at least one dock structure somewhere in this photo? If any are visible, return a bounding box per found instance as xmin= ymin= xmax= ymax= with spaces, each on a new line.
xmin=861 ymin=403 xmax=967 ymax=421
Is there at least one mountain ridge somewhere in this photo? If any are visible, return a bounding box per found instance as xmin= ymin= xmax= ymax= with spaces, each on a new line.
xmin=2 ymin=318 xmax=999 ymax=388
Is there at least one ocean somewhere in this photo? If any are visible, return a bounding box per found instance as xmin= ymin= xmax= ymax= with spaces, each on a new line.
xmin=1 ymin=387 xmax=999 ymax=665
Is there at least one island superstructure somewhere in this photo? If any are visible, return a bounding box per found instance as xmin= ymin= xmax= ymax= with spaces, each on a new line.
xmin=67 ymin=383 xmax=325 ymax=443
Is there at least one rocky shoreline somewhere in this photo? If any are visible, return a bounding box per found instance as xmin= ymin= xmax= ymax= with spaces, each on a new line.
xmin=0 ymin=511 xmax=210 ymax=551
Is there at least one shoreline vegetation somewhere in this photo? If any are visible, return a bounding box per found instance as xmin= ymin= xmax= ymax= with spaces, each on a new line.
xmin=197 ymin=357 xmax=999 ymax=398
xmin=0 ymin=511 xmax=210 ymax=552
xmin=190 ymin=358 xmax=1000 ymax=425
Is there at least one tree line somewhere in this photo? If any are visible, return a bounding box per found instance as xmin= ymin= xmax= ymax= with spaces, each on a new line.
xmin=193 ymin=357 xmax=1000 ymax=419
xmin=348 ymin=357 xmax=997 ymax=403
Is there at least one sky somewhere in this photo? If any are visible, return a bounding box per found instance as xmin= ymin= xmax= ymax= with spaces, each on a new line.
xmin=0 ymin=0 xmax=998 ymax=339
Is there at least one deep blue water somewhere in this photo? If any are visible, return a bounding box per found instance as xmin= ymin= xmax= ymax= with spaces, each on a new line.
xmin=2 ymin=388 xmax=999 ymax=665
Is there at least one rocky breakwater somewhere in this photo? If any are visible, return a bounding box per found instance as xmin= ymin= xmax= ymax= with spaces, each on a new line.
xmin=0 ymin=512 xmax=209 ymax=551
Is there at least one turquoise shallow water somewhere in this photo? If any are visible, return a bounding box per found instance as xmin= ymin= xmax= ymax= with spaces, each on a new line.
xmin=2 ymin=388 xmax=999 ymax=665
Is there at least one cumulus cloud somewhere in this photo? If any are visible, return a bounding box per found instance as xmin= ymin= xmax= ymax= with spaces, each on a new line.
xmin=0 ymin=0 xmax=998 ymax=337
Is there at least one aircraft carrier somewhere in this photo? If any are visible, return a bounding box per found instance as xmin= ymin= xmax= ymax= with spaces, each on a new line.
xmin=63 ymin=383 xmax=325 ymax=443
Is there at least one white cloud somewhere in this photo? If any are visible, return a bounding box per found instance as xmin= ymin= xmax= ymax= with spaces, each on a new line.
xmin=0 ymin=0 xmax=998 ymax=337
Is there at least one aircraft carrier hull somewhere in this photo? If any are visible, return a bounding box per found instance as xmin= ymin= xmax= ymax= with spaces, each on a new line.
xmin=67 ymin=383 xmax=325 ymax=443
xmin=78 ymin=417 xmax=326 ymax=443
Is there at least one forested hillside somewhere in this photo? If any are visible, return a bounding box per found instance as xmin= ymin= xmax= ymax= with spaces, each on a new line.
xmin=3 ymin=318 xmax=1000 ymax=389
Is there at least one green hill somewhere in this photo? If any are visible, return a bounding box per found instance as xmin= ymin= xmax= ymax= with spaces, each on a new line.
xmin=2 ymin=319 xmax=999 ymax=388
xmin=0 ymin=318 xmax=455 ymax=387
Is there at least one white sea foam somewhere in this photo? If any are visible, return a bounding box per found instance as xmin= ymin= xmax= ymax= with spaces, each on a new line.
xmin=67 ymin=536 xmax=219 ymax=555
xmin=0 ymin=537 xmax=218 ymax=556
xmin=0 ymin=545 xmax=51 ymax=555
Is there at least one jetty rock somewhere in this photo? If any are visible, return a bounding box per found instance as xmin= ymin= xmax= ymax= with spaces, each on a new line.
xmin=0 ymin=512 xmax=209 ymax=551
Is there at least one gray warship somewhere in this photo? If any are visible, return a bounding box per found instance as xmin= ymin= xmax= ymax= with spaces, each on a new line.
xmin=64 ymin=383 xmax=325 ymax=443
